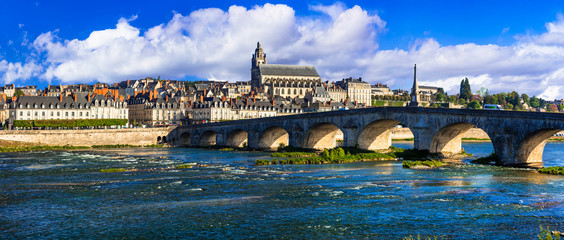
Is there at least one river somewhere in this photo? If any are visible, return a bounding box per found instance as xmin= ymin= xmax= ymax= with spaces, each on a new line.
xmin=1 ymin=142 xmax=562 ymax=239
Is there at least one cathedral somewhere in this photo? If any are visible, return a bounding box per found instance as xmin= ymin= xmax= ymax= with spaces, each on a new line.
xmin=250 ymin=42 xmax=322 ymax=99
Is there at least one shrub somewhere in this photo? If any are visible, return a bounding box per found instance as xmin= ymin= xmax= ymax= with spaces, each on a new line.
xmin=471 ymin=153 xmax=500 ymax=165
xmin=255 ymin=159 xmax=271 ymax=165
xmin=176 ymin=164 xmax=193 ymax=169
xmin=402 ymin=160 xmax=445 ymax=168
xmin=538 ymin=166 xmax=564 ymax=175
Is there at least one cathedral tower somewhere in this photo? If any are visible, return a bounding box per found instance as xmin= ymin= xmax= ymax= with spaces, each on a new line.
xmin=251 ymin=42 xmax=267 ymax=88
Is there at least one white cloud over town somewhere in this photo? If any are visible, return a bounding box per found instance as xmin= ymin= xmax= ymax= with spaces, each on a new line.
xmin=1 ymin=3 xmax=564 ymax=99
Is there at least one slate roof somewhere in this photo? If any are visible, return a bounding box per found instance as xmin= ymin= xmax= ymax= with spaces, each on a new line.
xmin=259 ymin=64 xmax=320 ymax=77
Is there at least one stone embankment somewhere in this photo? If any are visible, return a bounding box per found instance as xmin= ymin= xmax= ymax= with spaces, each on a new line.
xmin=0 ymin=127 xmax=175 ymax=146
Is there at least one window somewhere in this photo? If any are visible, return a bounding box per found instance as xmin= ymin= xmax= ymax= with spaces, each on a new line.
xmin=72 ymin=112 xmax=75 ymax=117
xmin=20 ymin=112 xmax=23 ymax=116
xmin=57 ymin=112 xmax=60 ymax=116
xmin=65 ymin=112 xmax=68 ymax=117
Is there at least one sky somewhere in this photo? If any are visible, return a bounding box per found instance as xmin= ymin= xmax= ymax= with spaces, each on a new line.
xmin=1 ymin=1 xmax=564 ymax=99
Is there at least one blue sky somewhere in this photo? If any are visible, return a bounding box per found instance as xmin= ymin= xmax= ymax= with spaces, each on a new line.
xmin=1 ymin=1 xmax=564 ymax=99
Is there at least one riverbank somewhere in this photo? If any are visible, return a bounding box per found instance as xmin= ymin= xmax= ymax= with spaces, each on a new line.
xmin=0 ymin=139 xmax=165 ymax=152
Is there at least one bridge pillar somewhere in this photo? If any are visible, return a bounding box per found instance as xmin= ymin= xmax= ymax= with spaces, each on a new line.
xmin=289 ymin=131 xmax=304 ymax=148
xmin=216 ymin=133 xmax=226 ymax=146
xmin=342 ymin=128 xmax=359 ymax=148
xmin=412 ymin=118 xmax=432 ymax=151
xmin=247 ymin=130 xmax=260 ymax=149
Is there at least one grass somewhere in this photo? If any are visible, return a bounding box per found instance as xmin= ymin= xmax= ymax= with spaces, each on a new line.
xmin=461 ymin=137 xmax=491 ymax=141
xmin=538 ymin=166 xmax=564 ymax=175
xmin=538 ymin=225 xmax=561 ymax=240
xmin=271 ymin=152 xmax=317 ymax=158
xmin=175 ymin=164 xmax=194 ymax=169
xmin=0 ymin=140 xmax=165 ymax=153
xmin=256 ymin=147 xmax=397 ymax=166
xmin=402 ymin=160 xmax=445 ymax=168
xmin=471 ymin=153 xmax=501 ymax=165
xmin=0 ymin=145 xmax=90 ymax=152
xmin=392 ymin=138 xmax=414 ymax=141
xmin=100 ymin=168 xmax=126 ymax=173
xmin=219 ymin=147 xmax=236 ymax=151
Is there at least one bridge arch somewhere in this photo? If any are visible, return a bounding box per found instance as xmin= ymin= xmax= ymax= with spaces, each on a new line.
xmin=430 ymin=122 xmax=476 ymax=154
xmin=179 ymin=132 xmax=190 ymax=146
xmin=259 ymin=126 xmax=289 ymax=150
xmin=304 ymin=122 xmax=343 ymax=150
xmin=226 ymin=129 xmax=248 ymax=148
xmin=515 ymin=128 xmax=561 ymax=167
xmin=358 ymin=119 xmax=406 ymax=150
xmin=200 ymin=130 xmax=217 ymax=146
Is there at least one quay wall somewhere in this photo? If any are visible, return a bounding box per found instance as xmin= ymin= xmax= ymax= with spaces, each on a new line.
xmin=0 ymin=127 xmax=175 ymax=146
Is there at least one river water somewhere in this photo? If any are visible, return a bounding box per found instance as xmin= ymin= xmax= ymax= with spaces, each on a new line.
xmin=1 ymin=142 xmax=562 ymax=239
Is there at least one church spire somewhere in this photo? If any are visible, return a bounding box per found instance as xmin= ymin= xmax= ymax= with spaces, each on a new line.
xmin=409 ymin=64 xmax=420 ymax=107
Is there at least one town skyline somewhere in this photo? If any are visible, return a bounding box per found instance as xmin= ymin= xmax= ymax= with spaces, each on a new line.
xmin=2 ymin=1 xmax=564 ymax=99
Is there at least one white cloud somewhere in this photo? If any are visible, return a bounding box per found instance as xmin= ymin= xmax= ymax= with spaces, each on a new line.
xmin=0 ymin=60 xmax=42 ymax=84
xmin=1 ymin=3 xmax=564 ymax=99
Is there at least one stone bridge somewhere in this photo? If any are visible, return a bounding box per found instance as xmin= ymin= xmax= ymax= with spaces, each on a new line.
xmin=169 ymin=107 xmax=564 ymax=167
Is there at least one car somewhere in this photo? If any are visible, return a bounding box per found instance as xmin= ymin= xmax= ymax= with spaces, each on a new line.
xmin=483 ymin=104 xmax=504 ymax=110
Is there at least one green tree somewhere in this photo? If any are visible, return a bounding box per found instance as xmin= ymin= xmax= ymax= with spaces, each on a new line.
xmin=558 ymin=104 xmax=564 ymax=111
xmin=467 ymin=100 xmax=481 ymax=109
xmin=459 ymin=78 xmax=472 ymax=101
xmin=436 ymin=92 xmax=445 ymax=102
xmin=505 ymin=103 xmax=514 ymax=110
xmin=530 ymin=96 xmax=540 ymax=108
xmin=521 ymin=94 xmax=530 ymax=105
xmin=14 ymin=89 xmax=24 ymax=97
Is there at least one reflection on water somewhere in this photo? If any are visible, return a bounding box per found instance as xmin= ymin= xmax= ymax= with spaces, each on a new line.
xmin=0 ymin=143 xmax=562 ymax=239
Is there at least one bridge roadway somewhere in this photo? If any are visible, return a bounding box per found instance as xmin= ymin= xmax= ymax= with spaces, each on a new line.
xmin=169 ymin=107 xmax=564 ymax=167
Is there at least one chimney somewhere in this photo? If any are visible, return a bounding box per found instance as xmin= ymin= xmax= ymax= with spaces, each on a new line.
xmin=12 ymin=96 xmax=17 ymax=102
xmin=166 ymin=95 xmax=169 ymax=102
xmin=253 ymin=98 xmax=256 ymax=103
xmin=222 ymin=96 xmax=226 ymax=102
xmin=200 ymin=95 xmax=203 ymax=102
xmin=127 ymin=80 xmax=130 ymax=85
xmin=88 ymin=94 xmax=91 ymax=102
xmin=73 ymin=94 xmax=77 ymax=102
xmin=59 ymin=94 xmax=63 ymax=102
xmin=134 ymin=90 xmax=137 ymax=97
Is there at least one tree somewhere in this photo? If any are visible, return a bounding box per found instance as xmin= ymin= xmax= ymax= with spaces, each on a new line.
xmin=521 ymin=94 xmax=530 ymax=105
xmin=14 ymin=89 xmax=24 ymax=97
xmin=436 ymin=92 xmax=445 ymax=102
xmin=539 ymin=98 xmax=547 ymax=108
xmin=547 ymin=104 xmax=558 ymax=112
xmin=530 ymin=96 xmax=540 ymax=108
xmin=467 ymin=100 xmax=481 ymax=109
xmin=504 ymin=103 xmax=513 ymax=110
xmin=558 ymin=104 xmax=564 ymax=111
xmin=459 ymin=78 xmax=472 ymax=101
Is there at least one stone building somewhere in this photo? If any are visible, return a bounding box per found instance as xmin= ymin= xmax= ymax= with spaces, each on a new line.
xmin=336 ymin=77 xmax=372 ymax=107
xmin=9 ymin=94 xmax=128 ymax=121
xmin=127 ymin=92 xmax=189 ymax=126
xmin=250 ymin=42 xmax=322 ymax=99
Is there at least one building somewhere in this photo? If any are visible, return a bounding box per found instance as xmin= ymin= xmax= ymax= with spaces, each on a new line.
xmin=9 ymin=94 xmax=128 ymax=121
xmin=250 ymin=42 xmax=322 ymax=99
xmin=371 ymin=83 xmax=392 ymax=96
xmin=336 ymin=77 xmax=372 ymax=107
xmin=128 ymin=92 xmax=189 ymax=126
